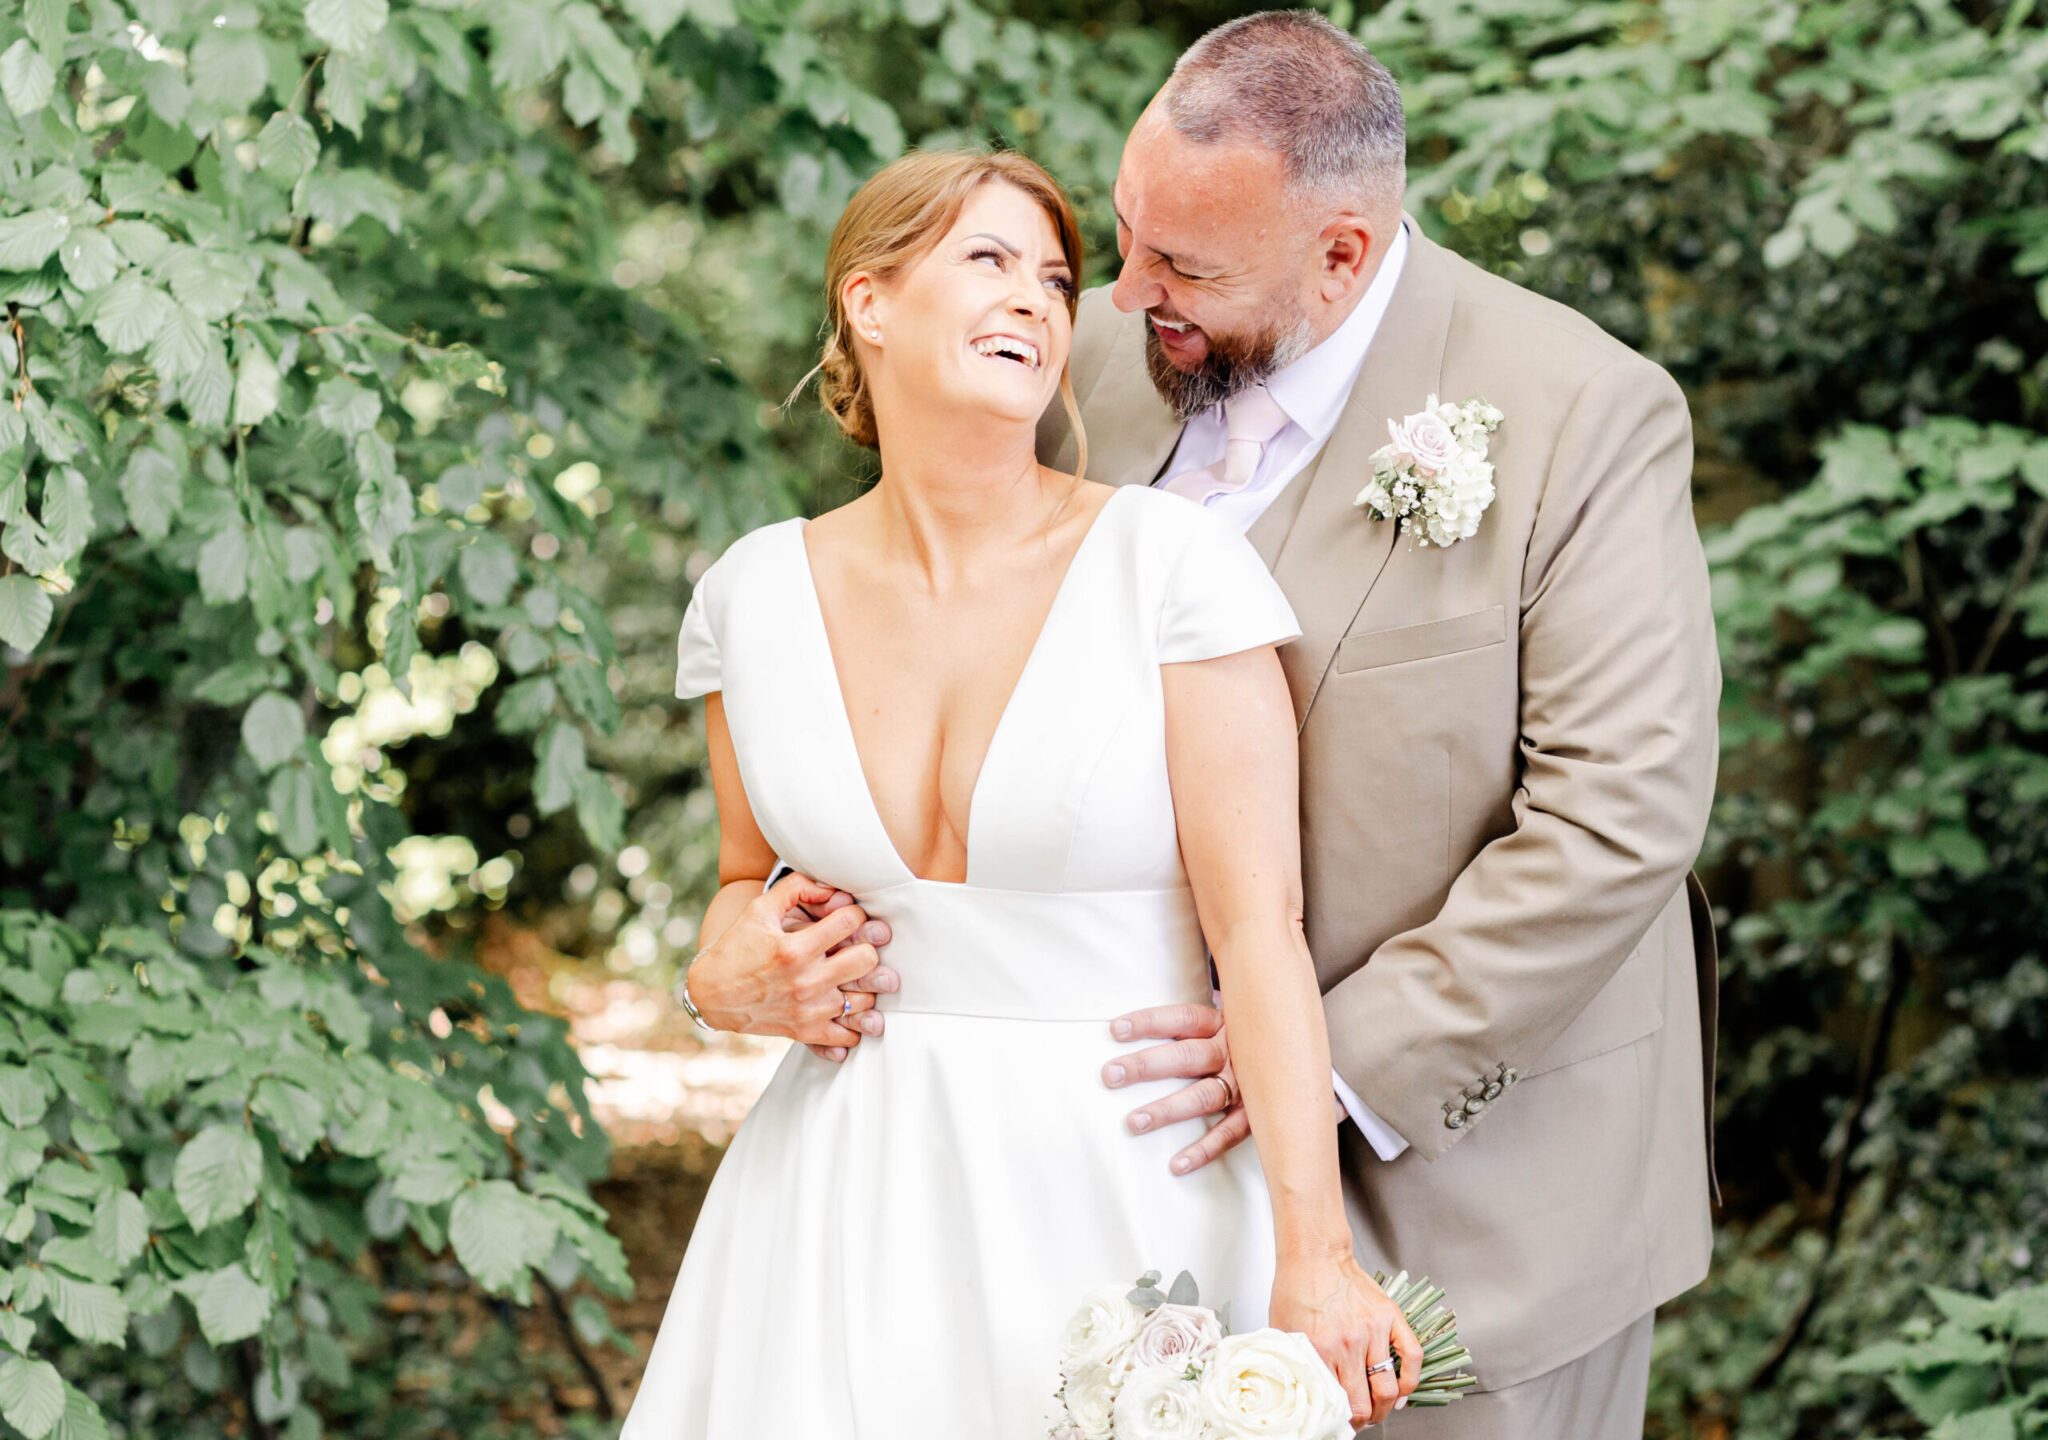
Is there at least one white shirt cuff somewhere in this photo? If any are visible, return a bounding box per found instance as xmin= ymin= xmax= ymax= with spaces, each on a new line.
xmin=1332 ymin=1069 xmax=1409 ymax=1161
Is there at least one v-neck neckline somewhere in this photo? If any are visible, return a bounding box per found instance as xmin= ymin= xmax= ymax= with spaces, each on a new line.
xmin=793 ymin=485 xmax=1131 ymax=888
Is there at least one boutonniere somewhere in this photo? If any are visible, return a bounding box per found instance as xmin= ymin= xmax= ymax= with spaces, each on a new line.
xmin=1352 ymin=394 xmax=1504 ymax=548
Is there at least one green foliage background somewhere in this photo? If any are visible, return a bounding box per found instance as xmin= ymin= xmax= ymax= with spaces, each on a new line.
xmin=0 ymin=0 xmax=2042 ymax=1437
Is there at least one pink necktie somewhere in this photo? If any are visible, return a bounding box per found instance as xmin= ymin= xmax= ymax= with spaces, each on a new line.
xmin=1180 ymin=385 xmax=1291 ymax=502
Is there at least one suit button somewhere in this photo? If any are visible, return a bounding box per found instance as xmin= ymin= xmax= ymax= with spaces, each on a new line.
xmin=1483 ymin=1082 xmax=1503 ymax=1101
xmin=1504 ymin=1068 xmax=1520 ymax=1085
xmin=1445 ymin=1111 xmax=1465 ymax=1129
xmin=1464 ymin=1096 xmax=1486 ymax=1115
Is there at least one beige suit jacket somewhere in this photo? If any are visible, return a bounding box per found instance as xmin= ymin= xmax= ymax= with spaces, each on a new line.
xmin=1038 ymin=225 xmax=1721 ymax=1389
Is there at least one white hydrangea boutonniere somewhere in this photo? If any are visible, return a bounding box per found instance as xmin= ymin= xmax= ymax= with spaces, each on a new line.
xmin=1352 ymin=395 xmax=1504 ymax=548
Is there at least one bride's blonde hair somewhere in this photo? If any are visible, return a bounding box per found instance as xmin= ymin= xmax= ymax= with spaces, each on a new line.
xmin=798 ymin=149 xmax=1090 ymax=479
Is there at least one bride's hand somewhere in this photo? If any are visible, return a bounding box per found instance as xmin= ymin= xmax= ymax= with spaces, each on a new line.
xmin=1268 ymin=1251 xmax=1421 ymax=1429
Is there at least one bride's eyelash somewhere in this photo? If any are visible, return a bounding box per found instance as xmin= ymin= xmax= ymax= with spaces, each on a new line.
xmin=968 ymin=244 xmax=1076 ymax=297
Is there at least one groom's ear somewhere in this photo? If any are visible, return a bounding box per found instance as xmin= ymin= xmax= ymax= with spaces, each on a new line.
xmin=1314 ymin=214 xmax=1379 ymax=305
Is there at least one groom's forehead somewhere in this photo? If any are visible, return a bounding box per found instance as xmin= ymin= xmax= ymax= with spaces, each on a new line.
xmin=1114 ymin=140 xmax=1284 ymax=260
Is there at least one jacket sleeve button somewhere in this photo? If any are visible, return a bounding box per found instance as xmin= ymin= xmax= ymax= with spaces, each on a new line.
xmin=1464 ymin=1096 xmax=1487 ymax=1115
xmin=1483 ymin=1082 xmax=1503 ymax=1101
xmin=1445 ymin=1110 xmax=1466 ymax=1129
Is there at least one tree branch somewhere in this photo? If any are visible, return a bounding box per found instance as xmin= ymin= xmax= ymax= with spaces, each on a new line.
xmin=1745 ymin=932 xmax=1911 ymax=1395
xmin=1971 ymin=498 xmax=2048 ymax=675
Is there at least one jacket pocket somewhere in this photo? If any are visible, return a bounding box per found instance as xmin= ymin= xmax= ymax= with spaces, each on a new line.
xmin=1335 ymin=606 xmax=1506 ymax=674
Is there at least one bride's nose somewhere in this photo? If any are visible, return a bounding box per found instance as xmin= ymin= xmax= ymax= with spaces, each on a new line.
xmin=1007 ymin=271 xmax=1050 ymax=320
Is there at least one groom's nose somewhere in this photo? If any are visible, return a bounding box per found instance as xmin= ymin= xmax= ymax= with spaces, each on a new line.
xmin=1110 ymin=259 xmax=1162 ymax=315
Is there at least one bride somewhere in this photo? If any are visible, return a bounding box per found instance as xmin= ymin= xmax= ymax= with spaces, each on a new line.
xmin=622 ymin=149 xmax=1419 ymax=1438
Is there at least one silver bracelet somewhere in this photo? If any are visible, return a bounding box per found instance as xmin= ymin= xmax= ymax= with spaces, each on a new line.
xmin=676 ymin=965 xmax=717 ymax=1032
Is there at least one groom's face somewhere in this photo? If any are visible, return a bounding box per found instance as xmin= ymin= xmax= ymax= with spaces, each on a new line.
xmin=1111 ymin=107 xmax=1316 ymax=420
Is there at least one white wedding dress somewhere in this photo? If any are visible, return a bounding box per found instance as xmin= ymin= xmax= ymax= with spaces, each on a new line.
xmin=624 ymin=484 xmax=1301 ymax=1439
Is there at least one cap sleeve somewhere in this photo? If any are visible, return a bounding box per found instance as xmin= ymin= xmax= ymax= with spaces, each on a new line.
xmin=674 ymin=583 xmax=721 ymax=699
xmin=1156 ymin=504 xmax=1301 ymax=663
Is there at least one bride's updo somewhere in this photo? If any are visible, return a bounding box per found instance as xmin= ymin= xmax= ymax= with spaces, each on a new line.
xmin=812 ymin=150 xmax=1085 ymax=452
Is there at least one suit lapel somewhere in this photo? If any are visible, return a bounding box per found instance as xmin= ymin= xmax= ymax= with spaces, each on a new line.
xmin=1271 ymin=226 xmax=1459 ymax=727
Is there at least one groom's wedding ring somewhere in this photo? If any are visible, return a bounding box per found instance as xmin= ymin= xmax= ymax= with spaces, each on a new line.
xmin=1215 ymin=1074 xmax=1238 ymax=1110
xmin=1365 ymin=1357 xmax=1398 ymax=1377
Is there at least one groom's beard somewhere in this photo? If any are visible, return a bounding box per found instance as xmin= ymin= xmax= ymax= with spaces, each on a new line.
xmin=1143 ymin=308 xmax=1315 ymax=422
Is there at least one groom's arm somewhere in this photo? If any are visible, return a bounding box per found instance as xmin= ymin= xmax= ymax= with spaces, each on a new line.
xmin=1322 ymin=355 xmax=1719 ymax=1161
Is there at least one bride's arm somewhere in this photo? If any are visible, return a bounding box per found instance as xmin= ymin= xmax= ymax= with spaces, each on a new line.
xmin=1162 ymin=646 xmax=1421 ymax=1428
xmin=681 ymin=695 xmax=885 ymax=1051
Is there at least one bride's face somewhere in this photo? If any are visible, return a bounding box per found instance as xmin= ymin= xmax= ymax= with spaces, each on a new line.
xmin=852 ymin=183 xmax=1076 ymax=432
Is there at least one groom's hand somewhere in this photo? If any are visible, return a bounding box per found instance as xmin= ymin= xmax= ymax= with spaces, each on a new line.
xmin=1103 ymin=1003 xmax=1249 ymax=1173
xmin=1106 ymin=1003 xmax=1347 ymax=1173
xmin=687 ymin=872 xmax=895 ymax=1059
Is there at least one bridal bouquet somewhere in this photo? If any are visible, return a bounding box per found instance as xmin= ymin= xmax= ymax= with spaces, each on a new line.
xmin=1050 ymin=1268 xmax=1475 ymax=1439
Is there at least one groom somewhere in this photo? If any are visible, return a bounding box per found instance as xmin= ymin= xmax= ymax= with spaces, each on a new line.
xmin=1035 ymin=13 xmax=1721 ymax=1438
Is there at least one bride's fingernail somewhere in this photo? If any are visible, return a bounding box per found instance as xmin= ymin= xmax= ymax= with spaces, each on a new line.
xmin=1104 ymin=1064 xmax=1126 ymax=1086
xmin=1129 ymin=1113 xmax=1151 ymax=1132
xmin=1171 ymin=1156 xmax=1191 ymax=1174
xmin=1111 ymin=1019 xmax=1133 ymax=1039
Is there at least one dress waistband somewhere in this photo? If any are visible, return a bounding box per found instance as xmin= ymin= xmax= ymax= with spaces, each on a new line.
xmin=858 ymin=883 xmax=1210 ymax=1022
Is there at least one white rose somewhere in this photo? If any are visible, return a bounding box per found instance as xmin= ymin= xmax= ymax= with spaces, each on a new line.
xmin=1063 ymin=1361 xmax=1123 ymax=1440
xmin=1113 ymin=1363 xmax=1208 ymax=1439
xmin=1128 ymin=1304 xmax=1224 ymax=1369
xmin=1061 ymin=1284 xmax=1146 ymax=1372
xmin=1388 ymin=409 xmax=1461 ymax=476
xmin=1196 ymin=1330 xmax=1352 ymax=1440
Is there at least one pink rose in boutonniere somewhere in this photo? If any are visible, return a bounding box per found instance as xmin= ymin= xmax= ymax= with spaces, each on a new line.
xmin=1355 ymin=395 xmax=1504 ymax=548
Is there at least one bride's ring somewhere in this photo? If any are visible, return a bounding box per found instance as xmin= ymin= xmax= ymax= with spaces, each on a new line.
xmin=841 ymin=993 xmax=854 ymax=1019
xmin=1365 ymin=1357 xmax=1398 ymax=1377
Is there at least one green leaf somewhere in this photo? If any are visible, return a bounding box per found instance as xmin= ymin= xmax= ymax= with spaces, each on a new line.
xmin=40 ymin=467 xmax=91 ymax=564
xmin=256 ymin=111 xmax=320 ymax=179
xmin=250 ymin=1077 xmax=326 ymax=1160
xmin=305 ymin=0 xmax=390 ymax=55
xmin=555 ymin=656 xmax=620 ymax=733
xmin=172 ymin=1264 xmax=270 ymax=1346
xmin=147 ymin=306 xmax=213 ymax=384
xmin=197 ymin=525 xmax=250 ymax=605
xmin=533 ymin=721 xmax=586 ymax=815
xmin=314 ymin=376 xmax=381 ymax=436
xmin=23 ymin=0 xmax=66 ymax=59
xmin=0 ymin=41 xmax=55 ymax=119
xmin=92 ymin=1192 xmax=149 ymax=1270
xmin=304 ymin=171 xmax=404 ymax=233
xmin=493 ymin=676 xmax=556 ymax=734
xmin=621 ymin=0 xmax=688 ymax=40
xmin=50 ymin=1386 xmax=105 ymax=1440
xmin=388 ymin=1153 xmax=470 ymax=1205
xmin=91 ymin=275 xmax=175 ymax=354
xmin=267 ymin=766 xmax=321 ymax=857
xmin=0 ymin=576 xmax=54 ymax=653
xmin=241 ymin=691 xmax=306 ymax=772
xmin=57 ymin=228 xmax=120 ymax=292
xmin=46 ymin=1274 xmax=125 ymax=1345
xmin=164 ymin=249 xmax=252 ymax=323
xmin=180 ymin=343 xmax=234 ymax=430
xmin=449 ymin=1181 xmax=559 ymax=1295
xmin=458 ymin=533 xmax=519 ymax=606
xmin=0 ymin=1357 xmax=63 ymax=1440
xmin=188 ymin=28 xmax=268 ymax=111
xmin=574 ymin=767 xmax=624 ymax=850
xmin=172 ymin=1124 xmax=262 ymax=1231
xmin=232 ymin=342 xmax=282 ymax=427
xmin=0 ymin=210 xmax=69 ymax=271
xmin=0 ymin=1065 xmax=52 ymax=1126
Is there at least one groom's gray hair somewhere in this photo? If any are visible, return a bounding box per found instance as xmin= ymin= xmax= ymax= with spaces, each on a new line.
xmin=1164 ymin=11 xmax=1405 ymax=212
